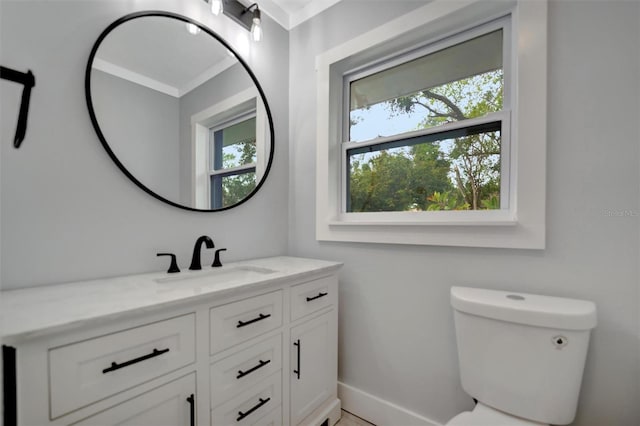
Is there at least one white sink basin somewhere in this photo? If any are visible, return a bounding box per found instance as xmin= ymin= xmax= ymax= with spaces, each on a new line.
xmin=155 ymin=265 xmax=277 ymax=285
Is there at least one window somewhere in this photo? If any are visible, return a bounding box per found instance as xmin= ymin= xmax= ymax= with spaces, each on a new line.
xmin=316 ymin=0 xmax=547 ymax=248
xmin=190 ymin=87 xmax=269 ymax=210
xmin=344 ymin=24 xmax=508 ymax=214
xmin=209 ymin=112 xmax=257 ymax=209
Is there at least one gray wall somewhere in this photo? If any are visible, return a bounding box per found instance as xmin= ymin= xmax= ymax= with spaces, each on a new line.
xmin=0 ymin=0 xmax=289 ymax=288
xmin=92 ymin=69 xmax=180 ymax=202
xmin=288 ymin=1 xmax=640 ymax=425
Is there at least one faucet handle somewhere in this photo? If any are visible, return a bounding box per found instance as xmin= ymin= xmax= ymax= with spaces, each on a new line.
xmin=212 ymin=248 xmax=227 ymax=267
xmin=157 ymin=253 xmax=180 ymax=273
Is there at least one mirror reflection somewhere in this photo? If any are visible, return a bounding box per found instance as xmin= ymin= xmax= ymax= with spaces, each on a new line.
xmin=87 ymin=12 xmax=273 ymax=211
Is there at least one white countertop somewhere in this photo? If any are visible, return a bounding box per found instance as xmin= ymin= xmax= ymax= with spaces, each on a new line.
xmin=0 ymin=256 xmax=341 ymax=342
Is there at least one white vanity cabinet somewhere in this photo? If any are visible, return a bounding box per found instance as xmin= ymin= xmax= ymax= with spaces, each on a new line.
xmin=72 ymin=373 xmax=197 ymax=426
xmin=48 ymin=313 xmax=196 ymax=419
xmin=289 ymin=276 xmax=338 ymax=426
xmin=1 ymin=257 xmax=341 ymax=426
xmin=290 ymin=312 xmax=336 ymax=425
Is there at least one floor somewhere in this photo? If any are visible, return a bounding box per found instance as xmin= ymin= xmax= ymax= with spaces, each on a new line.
xmin=337 ymin=410 xmax=375 ymax=426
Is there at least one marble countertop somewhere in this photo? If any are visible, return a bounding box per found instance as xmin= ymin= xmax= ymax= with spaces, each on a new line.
xmin=0 ymin=256 xmax=342 ymax=342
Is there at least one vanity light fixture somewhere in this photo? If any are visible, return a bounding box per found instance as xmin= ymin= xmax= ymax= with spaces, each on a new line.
xmin=250 ymin=7 xmax=262 ymax=42
xmin=202 ymin=0 xmax=263 ymax=41
xmin=221 ymin=0 xmax=263 ymax=42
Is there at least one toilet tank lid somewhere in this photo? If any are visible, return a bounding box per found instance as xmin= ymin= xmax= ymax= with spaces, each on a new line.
xmin=450 ymin=287 xmax=597 ymax=330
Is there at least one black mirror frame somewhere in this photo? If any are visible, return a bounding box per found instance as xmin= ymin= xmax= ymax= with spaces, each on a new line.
xmin=85 ymin=10 xmax=275 ymax=212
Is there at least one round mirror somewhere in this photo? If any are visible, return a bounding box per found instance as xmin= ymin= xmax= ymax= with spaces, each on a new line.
xmin=85 ymin=11 xmax=274 ymax=211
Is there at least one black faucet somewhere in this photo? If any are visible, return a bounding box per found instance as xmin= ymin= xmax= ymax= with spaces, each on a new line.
xmin=157 ymin=253 xmax=180 ymax=273
xmin=189 ymin=235 xmax=214 ymax=270
xmin=212 ymin=248 xmax=227 ymax=267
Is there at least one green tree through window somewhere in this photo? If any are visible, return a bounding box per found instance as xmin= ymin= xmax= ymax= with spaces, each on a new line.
xmin=221 ymin=137 xmax=257 ymax=206
xmin=348 ymin=69 xmax=503 ymax=212
xmin=210 ymin=116 xmax=257 ymax=209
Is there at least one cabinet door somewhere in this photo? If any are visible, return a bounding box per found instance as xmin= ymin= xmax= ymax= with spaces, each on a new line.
xmin=290 ymin=311 xmax=336 ymax=425
xmin=72 ymin=373 xmax=196 ymax=426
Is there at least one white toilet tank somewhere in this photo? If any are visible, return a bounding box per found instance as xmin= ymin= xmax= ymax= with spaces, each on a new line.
xmin=451 ymin=287 xmax=596 ymax=425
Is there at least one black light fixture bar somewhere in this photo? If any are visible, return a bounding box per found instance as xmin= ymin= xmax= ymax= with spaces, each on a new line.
xmin=222 ymin=0 xmax=255 ymax=31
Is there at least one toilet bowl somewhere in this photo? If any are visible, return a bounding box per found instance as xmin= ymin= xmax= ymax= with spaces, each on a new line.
xmin=447 ymin=287 xmax=596 ymax=426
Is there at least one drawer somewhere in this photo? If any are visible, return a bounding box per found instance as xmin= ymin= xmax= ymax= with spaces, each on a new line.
xmin=210 ymin=334 xmax=282 ymax=408
xmin=49 ymin=314 xmax=195 ymax=418
xmin=291 ymin=276 xmax=337 ymax=321
xmin=211 ymin=372 xmax=282 ymax=426
xmin=249 ymin=406 xmax=282 ymax=426
xmin=210 ymin=290 xmax=282 ymax=354
xmin=72 ymin=373 xmax=195 ymax=426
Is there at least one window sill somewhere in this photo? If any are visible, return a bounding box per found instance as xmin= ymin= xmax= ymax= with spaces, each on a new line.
xmin=317 ymin=217 xmax=543 ymax=249
xmin=328 ymin=217 xmax=518 ymax=227
xmin=328 ymin=209 xmax=518 ymax=227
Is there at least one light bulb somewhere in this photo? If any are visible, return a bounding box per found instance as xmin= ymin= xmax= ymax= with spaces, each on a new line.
xmin=251 ymin=20 xmax=262 ymax=42
xmin=186 ymin=23 xmax=201 ymax=35
xmin=250 ymin=8 xmax=262 ymax=42
xmin=210 ymin=0 xmax=223 ymax=16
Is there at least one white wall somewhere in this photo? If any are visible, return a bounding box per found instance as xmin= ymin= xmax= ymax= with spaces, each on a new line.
xmin=0 ymin=0 xmax=290 ymax=289
xmin=289 ymin=1 xmax=640 ymax=425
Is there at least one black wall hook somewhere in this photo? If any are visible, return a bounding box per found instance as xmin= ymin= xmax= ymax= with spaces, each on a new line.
xmin=1 ymin=66 xmax=36 ymax=149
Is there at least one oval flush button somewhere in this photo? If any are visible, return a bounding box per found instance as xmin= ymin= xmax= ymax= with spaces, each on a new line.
xmin=506 ymin=294 xmax=525 ymax=300
xmin=552 ymin=335 xmax=568 ymax=349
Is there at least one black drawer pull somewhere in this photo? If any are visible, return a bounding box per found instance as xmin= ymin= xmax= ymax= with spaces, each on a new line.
xmin=306 ymin=292 xmax=328 ymax=302
xmin=186 ymin=393 xmax=195 ymax=426
xmin=236 ymin=397 xmax=270 ymax=422
xmin=293 ymin=339 xmax=301 ymax=380
xmin=237 ymin=359 xmax=271 ymax=379
xmin=237 ymin=313 xmax=271 ymax=328
xmin=102 ymin=348 xmax=169 ymax=374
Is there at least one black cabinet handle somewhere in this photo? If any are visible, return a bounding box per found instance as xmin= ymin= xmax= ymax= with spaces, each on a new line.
xmin=236 ymin=397 xmax=270 ymax=422
xmin=306 ymin=292 xmax=328 ymax=302
xmin=237 ymin=313 xmax=271 ymax=328
xmin=237 ymin=359 xmax=271 ymax=379
xmin=186 ymin=393 xmax=195 ymax=426
xmin=293 ymin=339 xmax=301 ymax=380
xmin=102 ymin=348 xmax=169 ymax=374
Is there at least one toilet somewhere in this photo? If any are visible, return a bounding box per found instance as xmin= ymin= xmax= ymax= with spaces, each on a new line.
xmin=447 ymin=287 xmax=597 ymax=426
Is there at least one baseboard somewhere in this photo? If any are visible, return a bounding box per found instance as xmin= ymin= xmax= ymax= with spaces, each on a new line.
xmin=338 ymin=382 xmax=441 ymax=426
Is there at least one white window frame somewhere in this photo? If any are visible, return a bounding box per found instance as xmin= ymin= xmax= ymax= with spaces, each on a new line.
xmin=342 ymin=17 xmax=511 ymax=218
xmin=315 ymin=0 xmax=547 ymax=249
xmin=208 ymin=110 xmax=258 ymax=209
xmin=190 ymin=87 xmax=268 ymax=209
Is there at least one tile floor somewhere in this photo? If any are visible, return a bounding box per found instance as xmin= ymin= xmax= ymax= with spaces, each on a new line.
xmin=336 ymin=410 xmax=375 ymax=426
